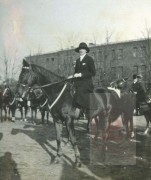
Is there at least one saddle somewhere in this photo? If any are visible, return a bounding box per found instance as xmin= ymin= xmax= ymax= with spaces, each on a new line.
xmin=107 ymin=87 xmax=121 ymax=98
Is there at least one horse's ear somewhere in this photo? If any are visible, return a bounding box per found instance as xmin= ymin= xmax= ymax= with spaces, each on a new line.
xmin=23 ymin=59 xmax=29 ymax=67
xmin=123 ymin=77 xmax=128 ymax=82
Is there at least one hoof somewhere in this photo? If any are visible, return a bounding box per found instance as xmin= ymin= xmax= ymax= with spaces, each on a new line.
xmin=53 ymin=155 xmax=63 ymax=164
xmin=130 ymin=132 xmax=135 ymax=138
xmin=74 ymin=161 xmax=82 ymax=168
xmin=24 ymin=119 xmax=27 ymax=122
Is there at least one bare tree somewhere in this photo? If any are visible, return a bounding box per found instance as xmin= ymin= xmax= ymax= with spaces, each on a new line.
xmin=0 ymin=49 xmax=22 ymax=85
xmin=141 ymin=22 xmax=151 ymax=83
xmin=55 ymin=32 xmax=80 ymax=50
xmin=102 ymin=29 xmax=114 ymax=86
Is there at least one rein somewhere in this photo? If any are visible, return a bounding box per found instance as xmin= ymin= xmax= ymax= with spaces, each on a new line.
xmin=9 ymin=97 xmax=16 ymax=106
xmin=48 ymin=82 xmax=68 ymax=110
xmin=32 ymin=78 xmax=69 ymax=89
xmin=19 ymin=65 xmax=72 ymax=110
xmin=3 ymin=88 xmax=16 ymax=106
xmin=3 ymin=88 xmax=8 ymax=96
xmin=40 ymin=98 xmax=48 ymax=108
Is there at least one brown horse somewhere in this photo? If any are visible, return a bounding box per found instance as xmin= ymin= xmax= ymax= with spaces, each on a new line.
xmin=16 ymin=59 xmax=135 ymax=166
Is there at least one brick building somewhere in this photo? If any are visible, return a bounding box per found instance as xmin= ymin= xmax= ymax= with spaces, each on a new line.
xmin=25 ymin=39 xmax=151 ymax=87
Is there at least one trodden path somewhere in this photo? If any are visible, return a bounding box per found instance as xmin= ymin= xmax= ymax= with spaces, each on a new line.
xmin=0 ymin=112 xmax=151 ymax=180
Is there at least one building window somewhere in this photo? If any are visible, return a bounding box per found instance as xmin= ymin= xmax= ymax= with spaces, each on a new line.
xmin=133 ymin=47 xmax=138 ymax=57
xmin=117 ymin=66 xmax=123 ymax=79
xmin=141 ymin=46 xmax=147 ymax=57
xmin=112 ymin=49 xmax=115 ymax=60
xmin=133 ymin=65 xmax=138 ymax=75
xmin=51 ymin=57 xmax=54 ymax=62
xmin=111 ymin=67 xmax=116 ymax=79
xmin=141 ymin=65 xmax=146 ymax=79
xmin=98 ymin=50 xmax=102 ymax=59
xmin=46 ymin=58 xmax=49 ymax=61
xmin=118 ymin=49 xmax=123 ymax=59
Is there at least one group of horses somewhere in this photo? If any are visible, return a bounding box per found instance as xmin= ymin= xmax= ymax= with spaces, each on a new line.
xmin=0 ymin=83 xmax=49 ymax=124
xmin=2 ymin=59 xmax=151 ymax=167
xmin=14 ymin=59 xmax=151 ymax=168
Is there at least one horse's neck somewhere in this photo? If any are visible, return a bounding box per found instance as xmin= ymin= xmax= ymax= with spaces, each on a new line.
xmin=9 ymin=90 xmax=15 ymax=101
xmin=33 ymin=67 xmax=68 ymax=102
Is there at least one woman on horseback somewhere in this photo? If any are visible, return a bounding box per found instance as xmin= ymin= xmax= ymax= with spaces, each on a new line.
xmin=72 ymin=42 xmax=96 ymax=116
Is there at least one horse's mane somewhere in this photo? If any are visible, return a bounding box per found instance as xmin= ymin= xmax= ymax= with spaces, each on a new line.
xmin=31 ymin=64 xmax=65 ymax=83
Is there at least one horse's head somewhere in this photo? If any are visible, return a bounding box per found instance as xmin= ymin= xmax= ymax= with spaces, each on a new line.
xmin=25 ymin=83 xmax=42 ymax=101
xmin=16 ymin=59 xmax=38 ymax=99
xmin=111 ymin=77 xmax=128 ymax=89
xmin=3 ymin=87 xmax=11 ymax=98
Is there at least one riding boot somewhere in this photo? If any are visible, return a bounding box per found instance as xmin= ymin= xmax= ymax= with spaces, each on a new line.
xmin=135 ymin=108 xmax=140 ymax=116
xmin=75 ymin=108 xmax=81 ymax=119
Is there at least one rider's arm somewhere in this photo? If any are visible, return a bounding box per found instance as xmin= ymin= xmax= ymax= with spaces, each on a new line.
xmin=82 ymin=57 xmax=96 ymax=78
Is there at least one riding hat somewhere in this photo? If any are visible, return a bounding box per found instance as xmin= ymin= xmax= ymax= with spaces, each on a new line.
xmin=75 ymin=42 xmax=90 ymax=53
xmin=133 ymin=74 xmax=137 ymax=79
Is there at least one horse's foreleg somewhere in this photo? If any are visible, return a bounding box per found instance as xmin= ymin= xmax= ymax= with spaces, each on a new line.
xmin=35 ymin=108 xmax=37 ymax=119
xmin=8 ymin=107 xmax=11 ymax=120
xmin=41 ymin=110 xmax=45 ymax=124
xmin=20 ymin=107 xmax=23 ymax=121
xmin=25 ymin=107 xmax=28 ymax=121
xmin=66 ymin=118 xmax=81 ymax=167
xmin=11 ymin=108 xmax=16 ymax=122
xmin=46 ymin=110 xmax=49 ymax=124
xmin=0 ymin=108 xmax=2 ymax=122
xmin=31 ymin=108 xmax=33 ymax=119
xmin=4 ymin=107 xmax=7 ymax=121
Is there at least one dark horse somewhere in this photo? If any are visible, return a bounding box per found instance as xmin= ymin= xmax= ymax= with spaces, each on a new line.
xmin=139 ymin=85 xmax=151 ymax=135
xmin=2 ymin=87 xmax=17 ymax=122
xmin=27 ymin=88 xmax=39 ymax=124
xmin=0 ymin=88 xmax=3 ymax=122
xmin=33 ymin=87 xmax=49 ymax=125
xmin=16 ymin=59 xmax=134 ymax=167
xmin=1 ymin=87 xmax=10 ymax=121
xmin=27 ymin=86 xmax=49 ymax=124
xmin=15 ymin=84 xmax=28 ymax=122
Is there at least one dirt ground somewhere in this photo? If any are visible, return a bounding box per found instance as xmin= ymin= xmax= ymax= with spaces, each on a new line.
xmin=0 ymin=111 xmax=151 ymax=180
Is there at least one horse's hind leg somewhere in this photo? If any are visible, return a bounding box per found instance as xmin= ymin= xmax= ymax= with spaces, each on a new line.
xmin=66 ymin=117 xmax=81 ymax=167
xmin=144 ymin=113 xmax=150 ymax=135
xmin=54 ymin=120 xmax=63 ymax=163
xmin=91 ymin=116 xmax=99 ymax=141
xmin=129 ymin=116 xmax=134 ymax=138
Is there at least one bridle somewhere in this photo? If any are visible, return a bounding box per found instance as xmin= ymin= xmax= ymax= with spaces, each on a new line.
xmin=19 ymin=65 xmax=69 ymax=110
xmin=3 ymin=87 xmax=16 ymax=106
